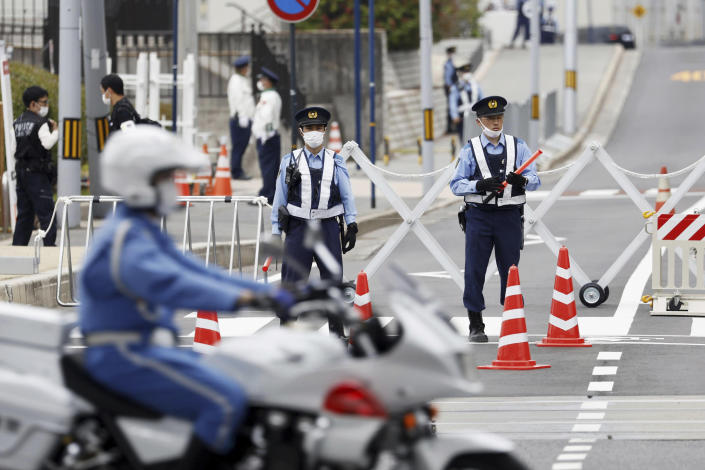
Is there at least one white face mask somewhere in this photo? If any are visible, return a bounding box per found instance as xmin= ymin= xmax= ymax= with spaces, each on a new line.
xmin=38 ymin=106 xmax=49 ymax=117
xmin=479 ymin=120 xmax=503 ymax=139
xmin=102 ymin=92 xmax=111 ymax=106
xmin=256 ymin=81 xmax=265 ymax=92
xmin=302 ymin=130 xmax=325 ymax=149
xmin=155 ymin=179 xmax=178 ymax=217
xmin=462 ymin=72 xmax=473 ymax=82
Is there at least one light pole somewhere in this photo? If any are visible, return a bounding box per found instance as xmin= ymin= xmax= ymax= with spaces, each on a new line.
xmin=419 ymin=0 xmax=434 ymax=193
xmin=564 ymin=0 xmax=577 ymax=135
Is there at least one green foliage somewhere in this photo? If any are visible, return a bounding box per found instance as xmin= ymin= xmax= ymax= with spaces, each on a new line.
xmin=298 ymin=0 xmax=480 ymax=50
xmin=7 ymin=61 xmax=87 ymax=164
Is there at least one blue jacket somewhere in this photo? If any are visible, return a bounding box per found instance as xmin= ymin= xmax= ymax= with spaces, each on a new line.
xmin=79 ymin=205 xmax=272 ymax=335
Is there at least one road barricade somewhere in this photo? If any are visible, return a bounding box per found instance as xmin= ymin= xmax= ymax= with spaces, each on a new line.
xmin=52 ymin=195 xmax=269 ymax=307
xmin=648 ymin=213 xmax=705 ymax=316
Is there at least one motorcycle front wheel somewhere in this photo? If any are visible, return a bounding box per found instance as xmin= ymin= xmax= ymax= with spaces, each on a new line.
xmin=444 ymin=452 xmax=529 ymax=470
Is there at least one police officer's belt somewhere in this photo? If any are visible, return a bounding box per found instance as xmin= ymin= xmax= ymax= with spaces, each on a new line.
xmin=84 ymin=327 xmax=176 ymax=347
xmin=286 ymin=203 xmax=344 ymax=220
xmin=464 ymin=194 xmax=526 ymax=206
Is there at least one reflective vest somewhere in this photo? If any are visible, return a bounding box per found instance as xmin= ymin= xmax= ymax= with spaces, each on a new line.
xmin=286 ymin=149 xmax=344 ymax=220
xmin=464 ymin=135 xmax=526 ymax=207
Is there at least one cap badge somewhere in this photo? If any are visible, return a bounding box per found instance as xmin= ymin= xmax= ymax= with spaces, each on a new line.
xmin=488 ymin=100 xmax=498 ymax=109
xmin=308 ymin=111 xmax=318 ymax=119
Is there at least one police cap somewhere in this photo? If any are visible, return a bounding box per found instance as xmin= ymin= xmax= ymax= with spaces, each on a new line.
xmin=233 ymin=55 xmax=250 ymax=68
xmin=295 ymin=106 xmax=331 ymax=127
xmin=257 ymin=67 xmax=279 ymax=83
xmin=457 ymin=63 xmax=472 ymax=73
xmin=446 ymin=46 xmax=457 ymax=54
xmin=472 ymin=95 xmax=508 ymax=117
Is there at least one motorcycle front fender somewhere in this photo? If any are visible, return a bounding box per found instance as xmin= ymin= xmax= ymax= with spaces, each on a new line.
xmin=412 ymin=431 xmax=516 ymax=470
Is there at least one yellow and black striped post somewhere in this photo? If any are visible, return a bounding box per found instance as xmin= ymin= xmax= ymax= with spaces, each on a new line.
xmin=565 ymin=70 xmax=577 ymax=90
xmin=95 ymin=116 xmax=109 ymax=151
xmin=423 ymin=108 xmax=434 ymax=141
xmin=62 ymin=118 xmax=82 ymax=160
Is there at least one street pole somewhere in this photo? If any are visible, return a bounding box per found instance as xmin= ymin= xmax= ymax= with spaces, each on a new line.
xmin=81 ymin=0 xmax=110 ymax=217
xmin=171 ymin=0 xmax=178 ymax=133
xmin=290 ymin=23 xmax=297 ymax=149
xmin=58 ymin=0 xmax=81 ymax=227
xmin=354 ymin=0 xmax=361 ymax=149
xmin=419 ymin=0 xmax=434 ymax=193
xmin=368 ymin=0 xmax=375 ymax=208
xmin=528 ymin=0 xmax=540 ymax=150
xmin=587 ymin=0 xmax=594 ymax=43
xmin=563 ymin=0 xmax=577 ymax=135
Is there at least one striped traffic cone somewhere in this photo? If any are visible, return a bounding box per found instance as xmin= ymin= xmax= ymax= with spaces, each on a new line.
xmin=478 ymin=265 xmax=550 ymax=370
xmin=655 ymin=166 xmax=675 ymax=215
xmin=193 ymin=310 xmax=221 ymax=353
xmin=174 ymin=169 xmax=192 ymax=206
xmin=537 ymin=246 xmax=591 ymax=347
xmin=213 ymin=144 xmax=233 ymax=196
xmin=353 ymin=271 xmax=373 ymax=320
xmin=328 ymin=121 xmax=343 ymax=153
xmin=194 ymin=143 xmax=213 ymax=196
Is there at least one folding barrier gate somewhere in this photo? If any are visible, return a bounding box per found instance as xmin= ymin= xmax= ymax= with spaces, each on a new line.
xmin=340 ymin=140 xmax=705 ymax=308
xmin=53 ymin=195 xmax=269 ymax=307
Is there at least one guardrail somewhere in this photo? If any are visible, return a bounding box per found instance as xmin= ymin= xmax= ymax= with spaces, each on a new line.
xmin=54 ymin=195 xmax=268 ymax=307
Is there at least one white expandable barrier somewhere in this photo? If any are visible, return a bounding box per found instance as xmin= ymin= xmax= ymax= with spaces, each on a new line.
xmin=120 ymin=52 xmax=149 ymax=117
xmin=148 ymin=52 xmax=197 ymax=144
xmin=648 ymin=213 xmax=705 ymax=316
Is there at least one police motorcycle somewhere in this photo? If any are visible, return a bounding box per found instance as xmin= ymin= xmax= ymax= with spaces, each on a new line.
xmin=0 ymin=223 xmax=527 ymax=470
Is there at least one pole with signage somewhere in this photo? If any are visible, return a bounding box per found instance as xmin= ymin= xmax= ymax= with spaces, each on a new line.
xmin=528 ymin=0 xmax=540 ymax=151
xmin=419 ymin=0 xmax=434 ymax=193
xmin=564 ymin=0 xmax=577 ymax=135
xmin=354 ymin=0 xmax=361 ymax=154
xmin=266 ymin=0 xmax=319 ymax=149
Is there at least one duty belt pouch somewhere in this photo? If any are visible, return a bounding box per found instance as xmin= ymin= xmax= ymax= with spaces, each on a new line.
xmin=278 ymin=205 xmax=290 ymax=234
xmin=457 ymin=205 xmax=467 ymax=233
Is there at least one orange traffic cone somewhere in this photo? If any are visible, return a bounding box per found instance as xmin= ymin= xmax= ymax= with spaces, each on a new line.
xmin=195 ymin=143 xmax=214 ymax=196
xmin=213 ymin=144 xmax=233 ymax=196
xmin=328 ymin=121 xmax=343 ymax=153
xmin=353 ymin=271 xmax=373 ymax=320
xmin=193 ymin=310 xmax=221 ymax=353
xmin=655 ymin=166 xmax=675 ymax=215
xmin=537 ymin=246 xmax=591 ymax=347
xmin=478 ymin=265 xmax=550 ymax=370
xmin=174 ymin=169 xmax=191 ymax=206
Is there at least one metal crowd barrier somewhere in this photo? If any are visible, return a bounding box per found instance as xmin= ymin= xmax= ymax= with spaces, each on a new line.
xmin=55 ymin=195 xmax=268 ymax=307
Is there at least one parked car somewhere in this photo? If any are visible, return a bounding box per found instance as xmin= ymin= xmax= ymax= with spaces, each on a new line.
xmin=578 ymin=25 xmax=636 ymax=49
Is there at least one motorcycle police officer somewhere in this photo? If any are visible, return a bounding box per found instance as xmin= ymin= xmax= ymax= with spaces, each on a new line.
xmin=271 ymin=106 xmax=357 ymax=335
xmin=12 ymin=86 xmax=58 ymax=247
xmin=252 ymin=67 xmax=282 ymax=204
xmin=79 ymin=126 xmax=295 ymax=468
xmin=450 ymin=96 xmax=540 ymax=343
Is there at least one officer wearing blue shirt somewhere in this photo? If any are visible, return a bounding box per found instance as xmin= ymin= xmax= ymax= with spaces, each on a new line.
xmin=450 ymin=96 xmax=540 ymax=342
xmin=443 ymin=46 xmax=457 ymax=133
xmin=449 ymin=63 xmax=483 ymax=144
xmin=271 ymin=106 xmax=357 ymax=336
xmin=79 ymin=126 xmax=294 ymax=468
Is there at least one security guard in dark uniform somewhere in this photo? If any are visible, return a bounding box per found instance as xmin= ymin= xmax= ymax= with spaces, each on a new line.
xmin=450 ymin=96 xmax=540 ymax=342
xmin=271 ymin=106 xmax=358 ymax=335
xmin=12 ymin=86 xmax=58 ymax=246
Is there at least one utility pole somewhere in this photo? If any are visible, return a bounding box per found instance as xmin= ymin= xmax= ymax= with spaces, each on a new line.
xmin=564 ymin=0 xmax=577 ymax=135
xmin=58 ymin=0 xmax=81 ymax=227
xmin=171 ymin=0 xmax=178 ymax=132
xmin=528 ymin=0 xmax=540 ymax=150
xmin=419 ymin=0 xmax=434 ymax=193
xmin=354 ymin=0 xmax=361 ymax=150
xmin=369 ymin=0 xmax=376 ymax=208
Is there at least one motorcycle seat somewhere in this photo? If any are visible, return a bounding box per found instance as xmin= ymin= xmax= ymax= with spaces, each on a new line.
xmin=61 ymin=353 xmax=163 ymax=419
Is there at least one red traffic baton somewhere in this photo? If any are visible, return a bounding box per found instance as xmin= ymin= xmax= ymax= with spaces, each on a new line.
xmin=262 ymin=256 xmax=273 ymax=272
xmin=482 ymin=149 xmax=543 ymax=204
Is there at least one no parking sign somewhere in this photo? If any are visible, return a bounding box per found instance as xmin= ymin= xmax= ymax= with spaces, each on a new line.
xmin=267 ymin=0 xmax=319 ymax=23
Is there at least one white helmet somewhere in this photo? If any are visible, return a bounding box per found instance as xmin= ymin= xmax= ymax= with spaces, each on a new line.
xmin=101 ymin=126 xmax=208 ymax=209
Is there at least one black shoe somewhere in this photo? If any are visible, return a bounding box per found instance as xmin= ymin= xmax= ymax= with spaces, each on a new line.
xmin=232 ymin=173 xmax=252 ymax=180
xmin=467 ymin=310 xmax=488 ymax=343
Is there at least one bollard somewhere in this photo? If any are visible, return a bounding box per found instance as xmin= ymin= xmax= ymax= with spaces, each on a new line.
xmin=450 ymin=136 xmax=457 ymax=162
xmin=383 ymin=135 xmax=390 ymax=165
xmin=417 ymin=137 xmax=422 ymax=166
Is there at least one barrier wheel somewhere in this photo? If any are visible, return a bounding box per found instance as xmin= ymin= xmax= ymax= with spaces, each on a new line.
xmin=579 ymin=282 xmax=605 ymax=308
xmin=342 ymin=282 xmax=356 ymax=304
xmin=601 ymin=285 xmax=610 ymax=303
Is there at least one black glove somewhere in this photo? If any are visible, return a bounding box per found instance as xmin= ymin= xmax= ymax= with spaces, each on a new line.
xmin=506 ymin=171 xmax=528 ymax=188
xmin=247 ymin=289 xmax=296 ymax=321
xmin=342 ymin=222 xmax=358 ymax=254
xmin=475 ymin=176 xmax=504 ymax=193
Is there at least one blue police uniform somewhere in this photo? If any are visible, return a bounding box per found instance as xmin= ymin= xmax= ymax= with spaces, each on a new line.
xmin=443 ymin=48 xmax=457 ymax=133
xmin=449 ymin=71 xmax=483 ymax=144
xmin=79 ymin=205 xmax=273 ymax=453
xmin=253 ymin=67 xmax=282 ymax=204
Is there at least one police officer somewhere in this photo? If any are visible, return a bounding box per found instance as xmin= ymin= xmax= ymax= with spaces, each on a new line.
xmin=12 ymin=86 xmax=58 ymax=247
xmin=100 ymin=74 xmax=139 ymax=132
xmin=252 ymin=67 xmax=282 ymax=204
xmin=227 ymin=55 xmax=255 ymax=180
xmin=449 ymin=63 xmax=483 ymax=144
xmin=450 ymin=96 xmax=540 ymax=342
xmin=79 ymin=126 xmax=295 ymax=468
xmin=443 ymin=46 xmax=457 ymax=133
xmin=271 ymin=106 xmax=357 ymax=336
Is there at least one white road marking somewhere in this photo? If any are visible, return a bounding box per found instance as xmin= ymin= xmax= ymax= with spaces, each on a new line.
xmin=581 ymin=401 xmax=609 ymax=410
xmin=597 ymin=351 xmax=623 ymax=360
xmin=557 ymin=453 xmax=587 ymax=461
xmin=569 ymin=438 xmax=597 ymax=443
xmin=220 ymin=317 xmax=275 ymax=336
xmin=691 ymin=318 xmax=705 ymax=336
xmin=552 ymin=463 xmax=583 ymax=470
xmin=577 ymin=412 xmax=605 ymax=420
xmin=571 ymin=423 xmax=602 ymax=432
xmin=564 ymin=445 xmax=592 ymax=452
xmin=587 ymin=381 xmax=614 ymax=392
xmin=592 ymin=366 xmax=618 ymax=375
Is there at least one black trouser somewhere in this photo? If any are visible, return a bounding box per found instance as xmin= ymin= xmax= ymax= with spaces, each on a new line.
xmin=12 ymin=168 xmax=56 ymax=246
xmin=256 ymin=133 xmax=281 ymax=205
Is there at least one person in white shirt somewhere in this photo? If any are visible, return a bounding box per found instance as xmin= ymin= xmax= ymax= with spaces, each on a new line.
xmin=11 ymin=86 xmax=59 ymax=246
xmin=251 ymin=67 xmax=282 ymax=204
xmin=227 ymin=55 xmax=255 ymax=180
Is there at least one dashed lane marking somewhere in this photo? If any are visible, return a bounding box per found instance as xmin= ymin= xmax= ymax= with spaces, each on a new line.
xmin=691 ymin=318 xmax=705 ymax=336
xmin=592 ymin=366 xmax=618 ymax=375
xmin=597 ymin=351 xmax=623 ymax=360
xmin=587 ymin=381 xmax=614 ymax=392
